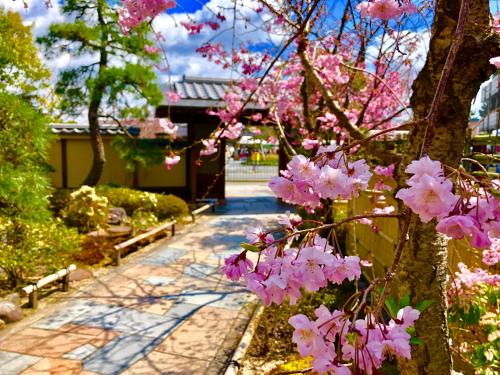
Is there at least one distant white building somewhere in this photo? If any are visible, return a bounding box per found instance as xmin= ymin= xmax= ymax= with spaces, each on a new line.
xmin=478 ymin=73 xmax=499 ymax=133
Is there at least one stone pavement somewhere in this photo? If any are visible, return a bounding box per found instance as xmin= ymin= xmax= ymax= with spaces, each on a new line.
xmin=0 ymin=183 xmax=287 ymax=375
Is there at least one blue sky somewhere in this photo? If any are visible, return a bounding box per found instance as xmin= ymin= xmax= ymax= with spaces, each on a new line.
xmin=168 ymin=0 xmax=211 ymax=14
xmin=5 ymin=0 xmax=497 ymax=116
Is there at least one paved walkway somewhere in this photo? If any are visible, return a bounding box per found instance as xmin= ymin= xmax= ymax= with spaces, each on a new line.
xmin=0 ymin=183 xmax=286 ymax=375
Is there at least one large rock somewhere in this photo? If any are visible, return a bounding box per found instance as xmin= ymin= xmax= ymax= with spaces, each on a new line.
xmin=108 ymin=207 xmax=128 ymax=225
xmin=69 ymin=268 xmax=93 ymax=282
xmin=0 ymin=301 xmax=23 ymax=323
xmin=5 ymin=293 xmax=20 ymax=305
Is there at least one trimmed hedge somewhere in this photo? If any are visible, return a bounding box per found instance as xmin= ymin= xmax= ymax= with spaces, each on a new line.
xmin=50 ymin=186 xmax=189 ymax=233
xmin=95 ymin=186 xmax=189 ymax=220
xmin=95 ymin=186 xmax=157 ymax=215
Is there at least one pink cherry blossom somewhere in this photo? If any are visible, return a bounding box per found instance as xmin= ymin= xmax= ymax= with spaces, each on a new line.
xmin=302 ymin=138 xmax=320 ymax=150
xmin=245 ymin=226 xmax=274 ymax=244
xmin=436 ymin=215 xmax=477 ymax=239
xmin=288 ymin=314 xmax=325 ymax=357
xmin=374 ymin=164 xmax=395 ymax=177
xmin=405 ymin=156 xmax=444 ymax=184
xmin=118 ymin=0 xmax=175 ymax=33
xmin=314 ymin=165 xmax=351 ymax=200
xmin=166 ymin=91 xmax=181 ymax=103
xmin=324 ymin=255 xmax=361 ymax=284
xmin=144 ymin=44 xmax=160 ymax=54
xmin=490 ymin=56 xmax=500 ymax=68
xmin=395 ymin=306 xmax=420 ymax=329
xmin=200 ymin=139 xmax=218 ymax=156
xmin=180 ymin=21 xmax=205 ymax=35
xmin=288 ymin=155 xmax=318 ymax=181
xmin=277 ymin=210 xmax=302 ymax=230
xmin=163 ymin=155 xmax=180 ymax=170
xmin=158 ymin=118 xmax=178 ymax=138
xmin=357 ymin=0 xmax=408 ymax=20
xmin=221 ymin=253 xmax=253 ymax=281
xmin=396 ymin=174 xmax=457 ymax=223
xmin=295 ymin=246 xmax=334 ymax=292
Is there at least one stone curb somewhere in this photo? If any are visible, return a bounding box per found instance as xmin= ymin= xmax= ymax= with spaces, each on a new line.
xmin=224 ymin=304 xmax=264 ymax=375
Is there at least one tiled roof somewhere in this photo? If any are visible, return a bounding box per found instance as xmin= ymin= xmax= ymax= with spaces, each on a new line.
xmin=173 ymin=76 xmax=232 ymax=100
xmin=50 ymin=123 xmax=134 ymax=135
xmin=161 ymin=76 xmax=236 ymax=108
xmin=50 ymin=123 xmax=188 ymax=138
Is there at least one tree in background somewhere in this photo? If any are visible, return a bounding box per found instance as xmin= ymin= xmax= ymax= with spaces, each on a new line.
xmin=0 ymin=8 xmax=78 ymax=287
xmin=0 ymin=8 xmax=50 ymax=104
xmin=37 ymin=0 xmax=163 ymax=186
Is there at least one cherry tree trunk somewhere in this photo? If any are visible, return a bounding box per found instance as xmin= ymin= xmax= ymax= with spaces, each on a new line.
xmin=396 ymin=1 xmax=498 ymax=374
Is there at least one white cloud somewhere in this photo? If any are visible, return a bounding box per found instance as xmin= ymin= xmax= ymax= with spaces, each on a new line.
xmin=152 ymin=0 xmax=283 ymax=81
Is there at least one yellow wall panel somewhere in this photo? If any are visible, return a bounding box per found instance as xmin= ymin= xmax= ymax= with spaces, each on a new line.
xmin=137 ymin=157 xmax=186 ymax=187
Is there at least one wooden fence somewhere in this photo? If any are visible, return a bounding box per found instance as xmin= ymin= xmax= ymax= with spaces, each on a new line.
xmin=345 ymin=191 xmax=483 ymax=280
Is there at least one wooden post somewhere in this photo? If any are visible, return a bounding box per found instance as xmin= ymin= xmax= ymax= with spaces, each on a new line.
xmin=62 ymin=273 xmax=70 ymax=292
xmin=29 ymin=289 xmax=38 ymax=309
xmin=61 ymin=139 xmax=68 ymax=188
xmin=115 ymin=248 xmax=121 ymax=266
xmin=171 ymin=223 xmax=175 ymax=237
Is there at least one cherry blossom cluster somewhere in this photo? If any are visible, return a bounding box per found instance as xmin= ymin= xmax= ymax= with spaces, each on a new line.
xmin=482 ymin=237 xmax=500 ymax=266
xmin=222 ymin=230 xmax=361 ymax=306
xmin=180 ymin=21 xmax=205 ymax=35
xmin=396 ymin=156 xmax=457 ymax=223
xmin=200 ymin=139 xmax=218 ymax=156
xmin=118 ymin=0 xmax=176 ymax=34
xmin=269 ymin=150 xmax=372 ymax=209
xmin=289 ymin=305 xmax=420 ymax=374
xmin=373 ymin=163 xmax=394 ymax=191
xmin=357 ymin=0 xmax=416 ymax=20
xmin=396 ymin=156 xmax=500 ymax=249
xmin=163 ymin=154 xmax=180 ymax=170
xmin=449 ymin=262 xmax=500 ymax=302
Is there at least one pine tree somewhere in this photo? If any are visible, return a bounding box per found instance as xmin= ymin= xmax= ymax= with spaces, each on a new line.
xmin=37 ymin=0 xmax=163 ymax=185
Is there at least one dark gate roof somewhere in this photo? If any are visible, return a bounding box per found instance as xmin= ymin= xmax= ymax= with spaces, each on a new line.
xmin=161 ymin=76 xmax=236 ymax=108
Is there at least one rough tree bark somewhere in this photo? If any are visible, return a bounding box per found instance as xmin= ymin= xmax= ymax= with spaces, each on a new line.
xmin=396 ymin=1 xmax=499 ymax=374
xmin=83 ymin=1 xmax=108 ymax=186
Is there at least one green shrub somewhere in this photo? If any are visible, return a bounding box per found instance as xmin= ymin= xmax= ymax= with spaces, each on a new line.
xmin=131 ymin=210 xmax=159 ymax=233
xmin=0 ymin=216 xmax=80 ymax=288
xmin=96 ymin=186 xmax=188 ymax=220
xmin=48 ymin=188 xmax=72 ymax=216
xmin=154 ymin=194 xmax=189 ymax=220
xmin=96 ymin=186 xmax=157 ymax=215
xmin=62 ymin=186 xmax=109 ymax=232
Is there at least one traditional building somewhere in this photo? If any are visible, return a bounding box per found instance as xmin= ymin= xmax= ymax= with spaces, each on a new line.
xmin=49 ymin=76 xmax=267 ymax=201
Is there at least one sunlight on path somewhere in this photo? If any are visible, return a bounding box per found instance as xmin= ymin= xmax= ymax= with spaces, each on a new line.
xmin=0 ymin=183 xmax=285 ymax=374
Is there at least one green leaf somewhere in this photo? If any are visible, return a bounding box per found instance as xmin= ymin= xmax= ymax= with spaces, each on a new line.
xmin=241 ymin=242 xmax=260 ymax=252
xmin=410 ymin=337 xmax=424 ymax=345
xmin=416 ymin=299 xmax=434 ymax=312
xmin=491 ymin=188 xmax=500 ymax=199
xmin=385 ymin=297 xmax=399 ymax=317
xmin=400 ymin=293 xmax=410 ymax=308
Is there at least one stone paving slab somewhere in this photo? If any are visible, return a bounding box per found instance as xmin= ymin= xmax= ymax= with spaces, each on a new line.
xmin=0 ymin=352 xmax=41 ymax=375
xmin=122 ymin=350 xmax=209 ymax=375
xmin=71 ymin=302 xmax=183 ymax=338
xmin=63 ymin=344 xmax=99 ymax=361
xmin=0 ymin=328 xmax=95 ymax=358
xmin=0 ymin=189 xmax=285 ymax=374
xmin=21 ymin=357 xmax=82 ymax=374
xmin=83 ymin=334 xmax=161 ymax=374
